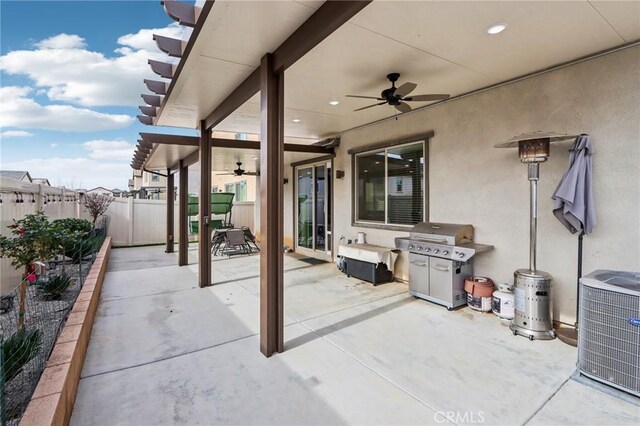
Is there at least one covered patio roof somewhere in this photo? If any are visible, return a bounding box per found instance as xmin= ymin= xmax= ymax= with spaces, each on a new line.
xmin=146 ymin=0 xmax=638 ymax=137
xmin=134 ymin=0 xmax=639 ymax=358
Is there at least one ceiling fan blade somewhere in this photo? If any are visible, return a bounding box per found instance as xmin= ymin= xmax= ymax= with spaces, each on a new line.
xmin=244 ymin=172 xmax=260 ymax=176
xmin=394 ymin=82 xmax=417 ymax=98
xmin=403 ymin=94 xmax=450 ymax=102
xmin=354 ymin=101 xmax=387 ymax=112
xmin=216 ymin=173 xmax=236 ymax=176
xmin=395 ymin=102 xmax=412 ymax=113
xmin=346 ymin=95 xmax=384 ymax=100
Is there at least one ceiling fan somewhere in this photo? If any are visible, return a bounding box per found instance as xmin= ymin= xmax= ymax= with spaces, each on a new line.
xmin=217 ymin=161 xmax=259 ymax=176
xmin=347 ymin=73 xmax=450 ymax=113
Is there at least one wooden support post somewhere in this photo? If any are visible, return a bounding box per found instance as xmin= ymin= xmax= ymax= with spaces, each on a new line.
xmin=198 ymin=123 xmax=212 ymax=287
xmin=178 ymin=160 xmax=189 ymax=266
xmin=259 ymin=53 xmax=284 ymax=356
xmin=165 ymin=170 xmax=175 ymax=253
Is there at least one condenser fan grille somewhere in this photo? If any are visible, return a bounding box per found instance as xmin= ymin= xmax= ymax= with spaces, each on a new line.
xmin=578 ymin=283 xmax=640 ymax=396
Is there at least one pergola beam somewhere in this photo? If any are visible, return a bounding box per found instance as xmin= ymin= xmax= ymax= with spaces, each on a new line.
xmin=140 ymin=133 xmax=199 ymax=146
xmin=203 ymin=0 xmax=371 ymax=131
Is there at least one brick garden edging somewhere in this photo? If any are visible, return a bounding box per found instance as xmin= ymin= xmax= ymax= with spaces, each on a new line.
xmin=20 ymin=237 xmax=112 ymax=426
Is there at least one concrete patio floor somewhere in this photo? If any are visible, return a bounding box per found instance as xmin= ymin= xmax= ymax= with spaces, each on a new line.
xmin=71 ymin=245 xmax=639 ymax=425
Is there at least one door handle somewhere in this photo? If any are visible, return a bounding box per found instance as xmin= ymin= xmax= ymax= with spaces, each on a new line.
xmin=432 ymin=264 xmax=451 ymax=272
xmin=410 ymin=261 xmax=428 ymax=267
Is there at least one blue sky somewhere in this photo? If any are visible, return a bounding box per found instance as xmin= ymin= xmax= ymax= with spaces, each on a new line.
xmin=0 ymin=0 xmax=193 ymax=189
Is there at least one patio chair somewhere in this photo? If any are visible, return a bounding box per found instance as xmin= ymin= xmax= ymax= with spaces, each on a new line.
xmin=211 ymin=229 xmax=226 ymax=255
xmin=211 ymin=192 xmax=235 ymax=228
xmin=241 ymin=226 xmax=260 ymax=252
xmin=223 ymin=229 xmax=249 ymax=256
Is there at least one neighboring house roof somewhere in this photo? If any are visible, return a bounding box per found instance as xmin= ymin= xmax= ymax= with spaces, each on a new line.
xmin=87 ymin=187 xmax=114 ymax=193
xmin=112 ymin=188 xmax=124 ymax=193
xmin=32 ymin=178 xmax=51 ymax=186
xmin=0 ymin=170 xmax=32 ymax=182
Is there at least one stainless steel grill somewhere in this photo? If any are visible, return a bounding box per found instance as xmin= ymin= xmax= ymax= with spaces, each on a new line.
xmin=395 ymin=222 xmax=493 ymax=309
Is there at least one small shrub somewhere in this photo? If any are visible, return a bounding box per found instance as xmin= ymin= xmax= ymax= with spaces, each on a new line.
xmin=52 ymin=218 xmax=94 ymax=263
xmin=36 ymin=274 xmax=73 ymax=300
xmin=1 ymin=328 xmax=43 ymax=382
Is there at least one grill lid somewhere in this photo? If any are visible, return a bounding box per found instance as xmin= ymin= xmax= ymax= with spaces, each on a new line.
xmin=410 ymin=222 xmax=474 ymax=245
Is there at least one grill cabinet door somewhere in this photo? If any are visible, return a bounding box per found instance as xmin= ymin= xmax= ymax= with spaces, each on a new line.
xmin=430 ymin=259 xmax=454 ymax=304
xmin=408 ymin=253 xmax=429 ymax=296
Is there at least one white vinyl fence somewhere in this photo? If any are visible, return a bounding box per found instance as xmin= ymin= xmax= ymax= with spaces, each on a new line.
xmin=106 ymin=199 xmax=255 ymax=247
xmin=0 ymin=177 xmax=84 ymax=294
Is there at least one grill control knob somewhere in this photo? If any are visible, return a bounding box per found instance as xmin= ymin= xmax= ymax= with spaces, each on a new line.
xmin=408 ymin=245 xmax=414 ymax=250
xmin=425 ymin=248 xmax=431 ymax=253
xmin=434 ymin=249 xmax=440 ymax=254
xmin=417 ymin=246 xmax=423 ymax=251
xmin=458 ymin=252 xmax=465 ymax=258
xmin=443 ymin=250 xmax=449 ymax=255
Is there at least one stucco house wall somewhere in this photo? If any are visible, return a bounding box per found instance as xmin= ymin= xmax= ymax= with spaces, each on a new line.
xmin=286 ymin=46 xmax=639 ymax=325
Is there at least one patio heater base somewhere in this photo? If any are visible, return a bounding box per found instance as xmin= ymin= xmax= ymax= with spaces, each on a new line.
xmin=510 ymin=269 xmax=556 ymax=341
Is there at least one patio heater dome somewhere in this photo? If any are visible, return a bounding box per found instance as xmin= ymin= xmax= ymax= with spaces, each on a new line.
xmin=496 ymin=131 xmax=577 ymax=341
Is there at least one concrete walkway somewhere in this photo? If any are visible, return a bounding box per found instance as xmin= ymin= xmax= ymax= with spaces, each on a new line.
xmin=71 ymin=245 xmax=639 ymax=425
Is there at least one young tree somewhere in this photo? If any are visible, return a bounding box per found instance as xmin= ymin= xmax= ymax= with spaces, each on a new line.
xmin=0 ymin=211 xmax=58 ymax=328
xmin=82 ymin=193 xmax=113 ymax=227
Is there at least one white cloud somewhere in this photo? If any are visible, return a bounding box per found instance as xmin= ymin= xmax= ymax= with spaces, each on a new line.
xmin=50 ymin=143 xmax=58 ymax=148
xmin=0 ymin=86 xmax=133 ymax=131
xmin=117 ymin=24 xmax=183 ymax=53
xmin=0 ymin=157 xmax=132 ymax=190
xmin=1 ymin=130 xmax=33 ymax=138
xmin=35 ymin=33 xmax=86 ymax=50
xmin=0 ymin=25 xmax=181 ymax=107
xmin=82 ymin=138 xmax=135 ymax=160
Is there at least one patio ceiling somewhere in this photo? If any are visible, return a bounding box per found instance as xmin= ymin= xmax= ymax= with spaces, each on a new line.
xmin=152 ymin=0 xmax=639 ymax=139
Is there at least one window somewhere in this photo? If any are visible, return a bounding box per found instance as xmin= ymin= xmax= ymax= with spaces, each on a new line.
xmin=355 ymin=141 xmax=424 ymax=226
xmin=224 ymin=180 xmax=247 ymax=202
xmin=151 ymin=172 xmax=159 ymax=182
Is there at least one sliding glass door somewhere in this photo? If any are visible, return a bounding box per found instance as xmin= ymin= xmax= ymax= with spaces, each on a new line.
xmin=295 ymin=161 xmax=332 ymax=259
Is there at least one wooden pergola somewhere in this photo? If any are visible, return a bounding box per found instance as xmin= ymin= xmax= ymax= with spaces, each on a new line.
xmin=132 ymin=0 xmax=371 ymax=357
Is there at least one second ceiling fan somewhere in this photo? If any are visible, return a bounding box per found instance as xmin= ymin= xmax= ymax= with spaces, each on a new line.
xmin=347 ymin=73 xmax=450 ymax=113
xmin=217 ymin=161 xmax=259 ymax=177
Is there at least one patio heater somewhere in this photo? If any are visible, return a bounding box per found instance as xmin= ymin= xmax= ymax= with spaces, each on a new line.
xmin=495 ymin=131 xmax=577 ymax=340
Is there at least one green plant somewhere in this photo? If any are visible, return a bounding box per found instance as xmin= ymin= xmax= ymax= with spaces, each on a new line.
xmin=0 ymin=211 xmax=59 ymax=327
xmin=36 ymin=274 xmax=73 ymax=300
xmin=52 ymin=218 xmax=94 ymax=263
xmin=1 ymin=328 xmax=43 ymax=382
xmin=0 ymin=211 xmax=57 ymax=270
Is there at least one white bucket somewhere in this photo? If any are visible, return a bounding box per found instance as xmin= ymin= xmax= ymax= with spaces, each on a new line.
xmin=356 ymin=232 xmax=366 ymax=244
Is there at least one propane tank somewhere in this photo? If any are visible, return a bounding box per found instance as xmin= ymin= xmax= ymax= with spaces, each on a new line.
xmin=492 ymin=283 xmax=515 ymax=320
xmin=464 ymin=276 xmax=494 ymax=312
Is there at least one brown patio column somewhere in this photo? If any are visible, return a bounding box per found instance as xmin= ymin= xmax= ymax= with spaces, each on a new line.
xmin=198 ymin=122 xmax=212 ymax=287
xmin=178 ymin=160 xmax=189 ymax=266
xmin=259 ymin=53 xmax=284 ymax=357
xmin=165 ymin=170 xmax=175 ymax=253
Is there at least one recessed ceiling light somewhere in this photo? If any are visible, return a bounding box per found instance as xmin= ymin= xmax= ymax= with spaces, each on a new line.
xmin=292 ymin=118 xmax=301 ymax=123
xmin=329 ymin=100 xmax=340 ymax=106
xmin=252 ymin=156 xmax=258 ymax=160
xmin=487 ymin=23 xmax=507 ymax=35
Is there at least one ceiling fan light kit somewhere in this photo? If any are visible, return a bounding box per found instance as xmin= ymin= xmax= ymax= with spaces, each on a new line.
xmin=347 ymin=72 xmax=450 ymax=113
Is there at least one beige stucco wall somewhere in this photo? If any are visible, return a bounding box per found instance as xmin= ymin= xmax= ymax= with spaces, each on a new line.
xmin=313 ymin=46 xmax=639 ymax=325
xmin=211 ymin=174 xmax=257 ymax=202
